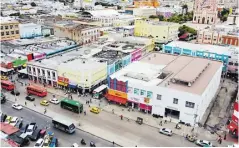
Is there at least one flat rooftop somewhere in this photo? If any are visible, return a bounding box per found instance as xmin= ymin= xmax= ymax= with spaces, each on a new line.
xmin=28 ymin=47 xmax=102 ymax=70
xmin=166 ymin=41 xmax=239 ymax=56
xmin=103 ymin=41 xmax=145 ymax=53
xmin=55 ymin=21 xmax=98 ymax=30
xmin=111 ymin=52 xmax=223 ymax=95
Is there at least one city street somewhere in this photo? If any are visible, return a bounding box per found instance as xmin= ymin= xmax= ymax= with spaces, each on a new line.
xmin=1 ymin=80 xmax=200 ymax=147
xmin=1 ymin=101 xmax=119 ymax=147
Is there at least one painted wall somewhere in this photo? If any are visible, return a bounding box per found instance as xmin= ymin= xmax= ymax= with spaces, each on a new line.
xmin=19 ymin=23 xmax=42 ymax=39
xmin=163 ymin=45 xmax=229 ymax=71
xmin=131 ymin=48 xmax=142 ymax=62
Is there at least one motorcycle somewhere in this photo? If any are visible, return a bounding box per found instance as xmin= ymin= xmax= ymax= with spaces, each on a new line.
xmin=90 ymin=141 xmax=96 ymax=147
xmin=175 ymin=124 xmax=181 ymax=129
xmin=81 ymin=139 xmax=86 ymax=145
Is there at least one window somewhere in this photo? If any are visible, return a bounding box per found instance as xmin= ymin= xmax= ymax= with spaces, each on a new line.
xmin=228 ymin=62 xmax=233 ymax=65
xmin=173 ymin=98 xmax=178 ymax=104
xmin=5 ymin=26 xmax=8 ymax=29
xmin=140 ymin=90 xmax=146 ymax=96
xmin=33 ymin=68 xmax=36 ymax=72
xmin=16 ymin=30 xmax=19 ymax=34
xmin=11 ymin=31 xmax=14 ymax=35
xmin=157 ymin=94 xmax=161 ymax=100
xmin=235 ymin=63 xmax=238 ymax=66
xmin=147 ymin=91 xmax=153 ymax=99
xmin=1 ymin=26 xmax=3 ymax=30
xmin=15 ymin=25 xmax=18 ymax=28
xmin=10 ymin=25 xmax=13 ymax=29
xmin=1 ymin=32 xmax=4 ymax=36
xmin=42 ymin=69 xmax=45 ymax=75
xmin=6 ymin=31 xmax=9 ymax=35
xmin=37 ymin=68 xmax=40 ymax=74
xmin=185 ymin=101 xmax=195 ymax=108
xmin=134 ymin=88 xmax=139 ymax=95
xmin=128 ymin=87 xmax=133 ymax=93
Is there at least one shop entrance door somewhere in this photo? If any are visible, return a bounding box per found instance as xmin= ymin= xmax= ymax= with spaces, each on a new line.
xmin=165 ymin=108 xmax=180 ymax=119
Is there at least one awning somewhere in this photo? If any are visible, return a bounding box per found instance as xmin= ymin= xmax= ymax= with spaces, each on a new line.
xmin=179 ymin=33 xmax=189 ymax=39
xmin=107 ymin=94 xmax=127 ymax=104
xmin=57 ymin=81 xmax=68 ymax=87
xmin=139 ymin=103 xmax=152 ymax=111
xmin=68 ymin=84 xmax=77 ymax=89
xmin=0 ymin=67 xmax=13 ymax=72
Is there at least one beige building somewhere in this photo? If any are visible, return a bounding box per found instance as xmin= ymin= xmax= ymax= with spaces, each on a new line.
xmin=54 ymin=21 xmax=100 ymax=45
xmin=0 ymin=17 xmax=20 ymax=41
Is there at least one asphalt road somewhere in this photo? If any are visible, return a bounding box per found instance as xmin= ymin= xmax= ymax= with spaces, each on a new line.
xmin=1 ymin=101 xmax=119 ymax=147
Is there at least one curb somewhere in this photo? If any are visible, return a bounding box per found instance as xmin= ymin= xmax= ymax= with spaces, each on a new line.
xmin=6 ymin=99 xmax=122 ymax=147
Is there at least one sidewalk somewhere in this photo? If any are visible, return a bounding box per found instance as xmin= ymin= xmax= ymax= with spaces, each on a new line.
xmin=14 ymin=82 xmax=234 ymax=146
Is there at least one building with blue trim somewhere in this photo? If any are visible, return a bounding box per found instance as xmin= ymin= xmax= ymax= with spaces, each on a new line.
xmin=19 ymin=23 xmax=42 ymax=39
xmin=163 ymin=41 xmax=239 ymax=72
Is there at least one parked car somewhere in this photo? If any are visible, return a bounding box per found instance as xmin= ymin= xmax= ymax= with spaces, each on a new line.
xmin=50 ymin=98 xmax=60 ymax=104
xmin=12 ymin=103 xmax=23 ymax=110
xmin=159 ymin=128 xmax=173 ymax=136
xmin=11 ymin=90 xmax=20 ymax=96
xmin=195 ymin=140 xmax=213 ymax=147
xmin=90 ymin=107 xmax=100 ymax=114
xmin=9 ymin=117 xmax=20 ymax=126
xmin=40 ymin=100 xmax=49 ymax=106
xmin=25 ymin=95 xmax=35 ymax=101
xmin=49 ymin=137 xmax=58 ymax=147
xmin=25 ymin=123 xmax=37 ymax=136
xmin=43 ymin=135 xmax=51 ymax=147
xmin=34 ymin=138 xmax=44 ymax=147
xmin=29 ymin=129 xmax=41 ymax=141
xmin=4 ymin=116 xmax=12 ymax=124
xmin=72 ymin=143 xmax=79 ymax=147
xmin=228 ymin=144 xmax=239 ymax=147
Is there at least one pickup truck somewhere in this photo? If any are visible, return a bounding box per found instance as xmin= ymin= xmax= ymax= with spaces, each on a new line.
xmin=25 ymin=123 xmax=37 ymax=136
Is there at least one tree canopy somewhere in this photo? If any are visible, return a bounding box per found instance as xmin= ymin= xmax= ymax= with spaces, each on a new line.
xmin=30 ymin=2 xmax=37 ymax=7
xmin=178 ymin=25 xmax=197 ymax=36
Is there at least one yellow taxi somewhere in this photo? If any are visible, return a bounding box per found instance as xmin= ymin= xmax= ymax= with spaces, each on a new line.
xmin=1 ymin=75 xmax=8 ymax=80
xmin=40 ymin=100 xmax=49 ymax=106
xmin=90 ymin=107 xmax=100 ymax=114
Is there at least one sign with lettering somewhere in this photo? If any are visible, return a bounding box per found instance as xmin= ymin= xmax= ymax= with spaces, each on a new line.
xmin=58 ymin=76 xmax=69 ymax=84
xmin=108 ymin=89 xmax=127 ymax=99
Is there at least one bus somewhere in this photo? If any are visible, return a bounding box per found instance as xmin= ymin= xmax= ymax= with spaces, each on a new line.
xmin=26 ymin=85 xmax=47 ymax=97
xmin=93 ymin=85 xmax=108 ymax=99
xmin=60 ymin=98 xmax=83 ymax=113
xmin=52 ymin=117 xmax=76 ymax=134
xmin=1 ymin=80 xmax=14 ymax=91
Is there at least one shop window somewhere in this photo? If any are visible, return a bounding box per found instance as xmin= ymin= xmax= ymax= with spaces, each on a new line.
xmin=173 ymin=98 xmax=178 ymax=104
xmin=185 ymin=101 xmax=195 ymax=108
xmin=140 ymin=90 xmax=146 ymax=96
xmin=157 ymin=94 xmax=161 ymax=100
xmin=147 ymin=91 xmax=153 ymax=99
xmin=134 ymin=88 xmax=140 ymax=95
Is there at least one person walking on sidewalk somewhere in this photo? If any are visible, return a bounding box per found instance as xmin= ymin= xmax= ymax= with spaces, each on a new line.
xmin=159 ymin=121 xmax=163 ymax=126
xmin=112 ymin=141 xmax=115 ymax=146
xmin=44 ymin=108 xmax=47 ymax=114
xmin=25 ymin=101 xmax=27 ymax=106
xmin=84 ymin=111 xmax=86 ymax=116
xmin=120 ymin=115 xmax=123 ymax=120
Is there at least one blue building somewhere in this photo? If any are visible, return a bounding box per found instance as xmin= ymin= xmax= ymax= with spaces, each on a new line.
xmin=163 ymin=41 xmax=238 ymax=72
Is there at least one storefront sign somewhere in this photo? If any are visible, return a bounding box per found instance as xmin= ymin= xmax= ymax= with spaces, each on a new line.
xmin=58 ymin=76 xmax=69 ymax=83
xmin=108 ymin=89 xmax=127 ymax=98
xmin=57 ymin=81 xmax=68 ymax=87
xmin=144 ymin=98 xmax=150 ymax=104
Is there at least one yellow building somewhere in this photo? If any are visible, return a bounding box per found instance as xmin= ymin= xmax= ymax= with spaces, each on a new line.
xmin=57 ymin=58 xmax=107 ymax=91
xmin=54 ymin=21 xmax=100 ymax=45
xmin=0 ymin=17 xmax=20 ymax=41
xmin=134 ymin=0 xmax=159 ymax=8
xmin=134 ymin=19 xmax=179 ymax=44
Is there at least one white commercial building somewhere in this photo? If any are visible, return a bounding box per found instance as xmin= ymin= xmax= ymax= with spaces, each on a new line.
xmin=19 ymin=23 xmax=42 ymax=39
xmin=133 ymin=7 xmax=157 ymax=18
xmin=109 ymin=52 xmax=223 ymax=125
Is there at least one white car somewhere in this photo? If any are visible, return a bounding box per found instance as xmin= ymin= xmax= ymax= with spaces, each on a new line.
xmin=195 ymin=140 xmax=213 ymax=147
xmin=72 ymin=143 xmax=79 ymax=147
xmin=228 ymin=144 xmax=239 ymax=147
xmin=34 ymin=138 xmax=44 ymax=147
xmin=12 ymin=103 xmax=23 ymax=110
xmin=9 ymin=117 xmax=19 ymax=126
xmin=159 ymin=128 xmax=173 ymax=136
xmin=50 ymin=98 xmax=60 ymax=104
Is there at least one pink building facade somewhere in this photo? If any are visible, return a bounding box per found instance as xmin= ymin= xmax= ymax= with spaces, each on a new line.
xmin=193 ymin=0 xmax=218 ymax=24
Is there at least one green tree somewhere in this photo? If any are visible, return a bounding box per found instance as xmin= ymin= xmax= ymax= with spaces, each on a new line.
xmin=158 ymin=15 xmax=164 ymax=21
xmin=149 ymin=15 xmax=158 ymax=19
xmin=30 ymin=2 xmax=37 ymax=7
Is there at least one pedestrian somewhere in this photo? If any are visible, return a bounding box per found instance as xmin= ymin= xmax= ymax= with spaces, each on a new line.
xmin=90 ymin=99 xmax=92 ymax=103
xmin=120 ymin=115 xmax=123 ymax=120
xmin=164 ymin=120 xmax=167 ymax=124
xmin=34 ymin=103 xmax=36 ymax=107
xmin=135 ymin=145 xmax=137 ymax=147
xmin=44 ymin=108 xmax=47 ymax=114
xmin=191 ymin=127 xmax=194 ymax=132
xmin=84 ymin=111 xmax=86 ymax=116
xmin=25 ymin=101 xmax=27 ymax=106
xmin=86 ymin=100 xmax=87 ymax=104
xmin=224 ymin=134 xmax=226 ymax=140
xmin=170 ymin=118 xmax=172 ymax=122
xmin=112 ymin=141 xmax=115 ymax=146
xmin=112 ymin=109 xmax=114 ymax=114
xmin=15 ymin=98 xmax=17 ymax=102
xmin=159 ymin=121 xmax=163 ymax=126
